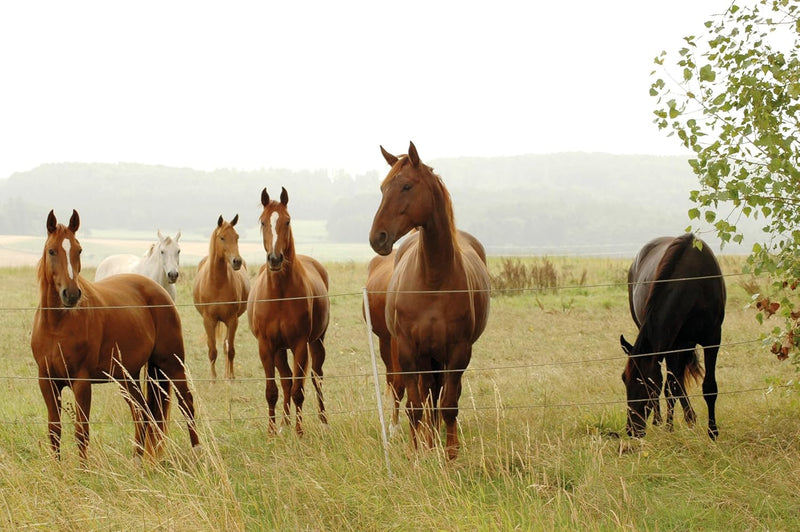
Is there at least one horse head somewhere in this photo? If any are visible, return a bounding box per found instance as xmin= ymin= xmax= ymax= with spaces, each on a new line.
xmin=620 ymin=335 xmax=663 ymax=438
xmin=43 ymin=209 xmax=83 ymax=307
xmin=259 ymin=187 xmax=293 ymax=272
xmin=214 ymin=215 xmax=244 ymax=271
xmin=369 ymin=141 xmax=438 ymax=256
xmin=157 ymin=230 xmax=181 ymax=283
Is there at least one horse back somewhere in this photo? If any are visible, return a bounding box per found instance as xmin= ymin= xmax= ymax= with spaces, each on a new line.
xmin=94 ymin=254 xmax=140 ymax=281
xmin=636 ymin=234 xmax=726 ymax=353
xmin=628 ymin=236 xmax=674 ymax=326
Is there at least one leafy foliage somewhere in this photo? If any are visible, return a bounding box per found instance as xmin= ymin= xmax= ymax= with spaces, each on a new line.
xmin=651 ymin=0 xmax=800 ymax=360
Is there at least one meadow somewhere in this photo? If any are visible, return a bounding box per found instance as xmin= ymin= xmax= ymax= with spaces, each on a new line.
xmin=1 ymin=254 xmax=799 ymax=530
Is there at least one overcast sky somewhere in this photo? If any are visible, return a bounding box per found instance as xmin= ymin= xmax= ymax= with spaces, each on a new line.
xmin=0 ymin=1 xmax=734 ymax=180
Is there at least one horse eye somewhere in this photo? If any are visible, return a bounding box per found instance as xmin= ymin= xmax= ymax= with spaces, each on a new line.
xmin=48 ymin=249 xmax=56 ymax=257
xmin=402 ymin=183 xmax=412 ymax=191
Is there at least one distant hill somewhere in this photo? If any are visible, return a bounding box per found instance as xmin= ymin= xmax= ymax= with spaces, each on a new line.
xmin=0 ymin=154 xmax=760 ymax=254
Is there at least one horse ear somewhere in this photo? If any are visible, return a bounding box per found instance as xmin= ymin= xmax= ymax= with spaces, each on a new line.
xmin=280 ymin=187 xmax=289 ymax=205
xmin=175 ymin=230 xmax=181 ymax=241
xmin=380 ymin=145 xmax=398 ymax=167
xmin=217 ymin=215 xmax=224 ymax=227
xmin=46 ymin=210 xmax=57 ymax=234
xmin=261 ymin=188 xmax=269 ymax=207
xmin=68 ymin=209 xmax=80 ymax=233
xmin=620 ymin=335 xmax=633 ymax=355
xmin=408 ymin=141 xmax=420 ymax=167
xmin=158 ymin=229 xmax=165 ymax=241
xmin=231 ymin=214 xmax=239 ymax=227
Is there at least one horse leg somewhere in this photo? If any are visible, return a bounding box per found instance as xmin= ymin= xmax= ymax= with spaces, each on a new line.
xmin=118 ymin=374 xmax=149 ymax=457
xmin=703 ymin=332 xmax=721 ymax=440
xmin=38 ymin=375 xmax=64 ymax=459
xmin=429 ymin=358 xmax=444 ymax=433
xmin=397 ymin=338 xmax=423 ymax=452
xmin=202 ymin=315 xmax=219 ymax=381
xmin=157 ymin=361 xmax=200 ymax=449
xmin=276 ymin=348 xmax=293 ymax=430
xmin=415 ymin=355 xmax=436 ymax=451
xmin=441 ymin=344 xmax=470 ymax=460
xmin=290 ymin=342 xmax=309 ymax=436
xmin=308 ymin=338 xmax=327 ymax=425
xmin=663 ymin=368 xmax=677 ymax=432
xmin=258 ymin=338 xmax=280 ymax=434
xmin=224 ymin=318 xmax=239 ymax=380
xmin=670 ymin=349 xmax=698 ymax=428
xmin=385 ymin=336 xmax=404 ymax=436
xmin=71 ymin=378 xmax=93 ymax=465
xmin=651 ymin=361 xmax=664 ymax=427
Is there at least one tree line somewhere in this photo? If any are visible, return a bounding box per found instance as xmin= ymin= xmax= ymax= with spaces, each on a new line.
xmin=0 ymin=154 xmax=731 ymax=252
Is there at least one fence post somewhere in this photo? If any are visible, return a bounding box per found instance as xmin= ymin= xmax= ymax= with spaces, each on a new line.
xmin=362 ymin=287 xmax=393 ymax=478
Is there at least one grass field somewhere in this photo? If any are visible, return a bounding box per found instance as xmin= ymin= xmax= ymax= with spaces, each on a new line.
xmin=1 ymin=254 xmax=799 ymax=530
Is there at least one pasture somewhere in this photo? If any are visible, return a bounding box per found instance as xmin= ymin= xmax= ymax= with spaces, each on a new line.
xmin=1 ymin=254 xmax=799 ymax=530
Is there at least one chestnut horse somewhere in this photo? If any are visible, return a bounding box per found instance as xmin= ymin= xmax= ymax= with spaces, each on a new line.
xmin=620 ymin=233 xmax=726 ymax=439
xmin=363 ymin=250 xmax=405 ymax=436
xmin=30 ymin=210 xmax=199 ymax=463
xmin=369 ymin=142 xmax=491 ymax=460
xmin=247 ymin=187 xmax=330 ymax=434
xmin=192 ymin=215 xmax=250 ymax=380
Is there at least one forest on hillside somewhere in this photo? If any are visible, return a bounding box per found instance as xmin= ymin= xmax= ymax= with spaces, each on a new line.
xmin=0 ymin=153 xmax=755 ymax=253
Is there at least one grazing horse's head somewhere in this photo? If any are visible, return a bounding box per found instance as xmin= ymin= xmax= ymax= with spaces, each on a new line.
xmin=369 ymin=141 xmax=444 ymax=256
xmin=620 ymin=335 xmax=662 ymax=438
xmin=42 ymin=209 xmax=83 ymax=307
xmin=212 ymin=215 xmax=244 ymax=271
xmin=259 ymin=187 xmax=294 ymax=272
xmin=156 ymin=230 xmax=181 ymax=283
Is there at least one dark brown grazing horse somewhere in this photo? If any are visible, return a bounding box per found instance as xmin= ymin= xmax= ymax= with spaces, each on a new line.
xmin=30 ymin=210 xmax=199 ymax=463
xmin=193 ymin=215 xmax=250 ymax=380
xmin=363 ymin=250 xmax=405 ymax=436
xmin=620 ymin=233 xmax=726 ymax=439
xmin=247 ymin=187 xmax=330 ymax=434
xmin=369 ymin=142 xmax=491 ymax=460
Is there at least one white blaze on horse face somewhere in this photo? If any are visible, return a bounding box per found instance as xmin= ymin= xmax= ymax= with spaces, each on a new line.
xmin=62 ymin=239 xmax=74 ymax=279
xmin=269 ymin=212 xmax=279 ymax=251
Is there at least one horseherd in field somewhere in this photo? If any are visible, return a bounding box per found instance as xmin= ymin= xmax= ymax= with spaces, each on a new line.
xmin=28 ymin=142 xmax=725 ymax=464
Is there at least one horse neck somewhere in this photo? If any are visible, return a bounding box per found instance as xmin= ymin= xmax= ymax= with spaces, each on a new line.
xmin=207 ymin=238 xmax=233 ymax=282
xmin=417 ymin=182 xmax=459 ymax=285
xmin=37 ymin=272 xmax=88 ymax=324
xmin=139 ymin=247 xmax=163 ymax=280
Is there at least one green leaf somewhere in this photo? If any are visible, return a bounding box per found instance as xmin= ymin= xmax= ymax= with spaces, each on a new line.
xmin=705 ymin=211 xmax=717 ymax=223
xmin=699 ymin=64 xmax=716 ymax=82
xmin=688 ymin=208 xmax=701 ymax=220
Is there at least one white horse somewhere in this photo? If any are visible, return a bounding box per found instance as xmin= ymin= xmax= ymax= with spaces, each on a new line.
xmin=95 ymin=230 xmax=182 ymax=301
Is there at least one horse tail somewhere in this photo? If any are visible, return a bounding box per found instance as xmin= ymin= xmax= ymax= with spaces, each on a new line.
xmin=683 ymin=346 xmax=705 ymax=388
xmin=145 ymin=362 xmax=172 ymax=457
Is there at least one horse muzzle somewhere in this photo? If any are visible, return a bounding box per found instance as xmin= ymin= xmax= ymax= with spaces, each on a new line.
xmin=231 ymin=257 xmax=243 ymax=271
xmin=267 ymin=252 xmax=283 ymax=271
xmin=60 ymin=287 xmax=82 ymax=307
xmin=167 ymin=271 xmax=179 ymax=283
xmin=369 ymin=230 xmax=393 ymax=256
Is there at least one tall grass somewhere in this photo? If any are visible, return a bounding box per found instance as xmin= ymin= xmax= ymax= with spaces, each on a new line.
xmin=0 ymin=256 xmax=799 ymax=529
